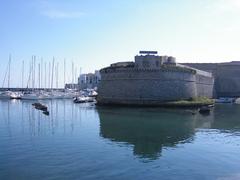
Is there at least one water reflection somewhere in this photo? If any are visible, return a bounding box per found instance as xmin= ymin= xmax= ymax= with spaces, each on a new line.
xmin=98 ymin=106 xmax=240 ymax=160
xmin=98 ymin=107 xmax=198 ymax=159
xmin=1 ymin=100 xmax=240 ymax=161
xmin=194 ymin=104 xmax=240 ymax=133
xmin=0 ymin=100 xmax=96 ymax=137
xmin=211 ymin=105 xmax=240 ymax=131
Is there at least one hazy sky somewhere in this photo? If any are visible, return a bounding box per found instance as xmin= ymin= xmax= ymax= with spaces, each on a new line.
xmin=1 ymin=0 xmax=240 ymax=88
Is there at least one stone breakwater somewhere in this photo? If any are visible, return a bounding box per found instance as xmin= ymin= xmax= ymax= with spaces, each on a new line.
xmin=97 ymin=67 xmax=214 ymax=106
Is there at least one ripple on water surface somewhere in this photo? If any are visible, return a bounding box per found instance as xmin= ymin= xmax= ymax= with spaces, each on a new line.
xmin=0 ymin=100 xmax=240 ymax=180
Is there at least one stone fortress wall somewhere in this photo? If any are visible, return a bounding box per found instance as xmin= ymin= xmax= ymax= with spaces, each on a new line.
xmin=182 ymin=62 xmax=240 ymax=97
xmin=97 ymin=51 xmax=214 ymax=105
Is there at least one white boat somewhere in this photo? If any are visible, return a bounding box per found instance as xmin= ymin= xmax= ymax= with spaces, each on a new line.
xmin=0 ymin=91 xmax=23 ymax=100
xmin=73 ymin=96 xmax=95 ymax=103
xmin=62 ymin=91 xmax=80 ymax=99
xmin=21 ymin=92 xmax=40 ymax=100
xmin=52 ymin=91 xmax=65 ymax=99
xmin=215 ymin=97 xmax=235 ymax=103
xmin=0 ymin=91 xmax=12 ymax=99
xmin=10 ymin=91 xmax=23 ymax=99
xmin=235 ymin=98 xmax=240 ymax=104
xmin=63 ymin=93 xmax=75 ymax=99
xmin=21 ymin=92 xmax=50 ymax=100
xmin=88 ymin=90 xmax=98 ymax=97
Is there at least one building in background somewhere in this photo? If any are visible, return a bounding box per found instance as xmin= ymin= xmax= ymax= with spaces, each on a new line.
xmin=65 ymin=83 xmax=79 ymax=90
xmin=78 ymin=70 xmax=101 ymax=90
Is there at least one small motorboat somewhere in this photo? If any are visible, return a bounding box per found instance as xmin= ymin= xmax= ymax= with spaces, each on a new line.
xmin=10 ymin=92 xmax=22 ymax=99
xmin=215 ymin=97 xmax=234 ymax=103
xmin=32 ymin=103 xmax=48 ymax=111
xmin=88 ymin=90 xmax=98 ymax=97
xmin=22 ymin=92 xmax=40 ymax=100
xmin=42 ymin=111 xmax=50 ymax=116
xmin=0 ymin=91 xmax=12 ymax=99
xmin=235 ymin=98 xmax=240 ymax=104
xmin=73 ymin=96 xmax=95 ymax=103
xmin=199 ymin=106 xmax=211 ymax=114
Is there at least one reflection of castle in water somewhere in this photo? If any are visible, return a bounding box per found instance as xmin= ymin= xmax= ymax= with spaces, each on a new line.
xmin=1 ymin=99 xmax=240 ymax=161
xmin=98 ymin=106 xmax=240 ymax=160
xmin=98 ymin=108 xmax=197 ymax=160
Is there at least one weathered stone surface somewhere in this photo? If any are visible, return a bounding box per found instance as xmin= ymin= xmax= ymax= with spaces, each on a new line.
xmin=97 ymin=52 xmax=214 ymax=105
xmin=182 ymin=62 xmax=240 ymax=97
xmin=97 ymin=68 xmax=214 ymax=105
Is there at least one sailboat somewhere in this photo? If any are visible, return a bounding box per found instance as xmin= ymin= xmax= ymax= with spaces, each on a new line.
xmin=0 ymin=91 xmax=12 ymax=99
xmin=22 ymin=57 xmax=50 ymax=100
xmin=10 ymin=60 xmax=25 ymax=99
xmin=21 ymin=56 xmax=41 ymax=100
xmin=0 ymin=55 xmax=12 ymax=99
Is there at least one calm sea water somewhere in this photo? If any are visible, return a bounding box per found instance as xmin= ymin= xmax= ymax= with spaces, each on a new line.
xmin=0 ymin=100 xmax=240 ymax=180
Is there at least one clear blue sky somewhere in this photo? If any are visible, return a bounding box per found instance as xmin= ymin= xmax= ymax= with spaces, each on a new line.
xmin=1 ymin=0 xmax=240 ymax=88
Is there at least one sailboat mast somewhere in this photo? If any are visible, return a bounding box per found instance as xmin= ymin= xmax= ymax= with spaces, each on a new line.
xmin=51 ymin=57 xmax=55 ymax=91
xmin=26 ymin=59 xmax=32 ymax=89
xmin=64 ymin=59 xmax=66 ymax=89
xmin=48 ymin=62 xmax=51 ymax=89
xmin=75 ymin=67 xmax=77 ymax=87
xmin=41 ymin=58 xmax=43 ymax=89
xmin=57 ymin=62 xmax=59 ymax=89
xmin=22 ymin=60 xmax=24 ymax=89
xmin=2 ymin=56 xmax=11 ymax=88
xmin=56 ymin=62 xmax=59 ymax=89
xmin=32 ymin=55 xmax=36 ymax=91
xmin=45 ymin=62 xmax=47 ymax=89
xmin=34 ymin=56 xmax=36 ymax=90
xmin=8 ymin=54 xmax=11 ymax=89
xmin=38 ymin=63 xmax=40 ymax=90
xmin=31 ymin=56 xmax=33 ymax=89
xmin=33 ymin=56 xmax=35 ymax=90
xmin=72 ymin=62 xmax=74 ymax=85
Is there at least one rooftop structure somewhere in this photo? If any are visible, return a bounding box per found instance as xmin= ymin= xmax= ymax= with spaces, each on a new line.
xmin=139 ymin=50 xmax=158 ymax=55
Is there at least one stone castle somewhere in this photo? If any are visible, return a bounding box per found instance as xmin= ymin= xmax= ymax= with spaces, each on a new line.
xmin=97 ymin=51 xmax=214 ymax=105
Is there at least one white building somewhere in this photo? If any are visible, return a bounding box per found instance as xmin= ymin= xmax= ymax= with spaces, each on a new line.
xmin=78 ymin=70 xmax=101 ymax=90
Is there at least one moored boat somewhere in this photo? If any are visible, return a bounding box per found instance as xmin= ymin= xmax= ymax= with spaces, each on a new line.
xmin=88 ymin=90 xmax=98 ymax=97
xmin=235 ymin=98 xmax=240 ymax=104
xmin=21 ymin=92 xmax=41 ymax=100
xmin=199 ymin=106 xmax=211 ymax=114
xmin=0 ymin=91 xmax=12 ymax=99
xmin=73 ymin=96 xmax=95 ymax=103
xmin=10 ymin=92 xmax=23 ymax=99
xmin=32 ymin=103 xmax=48 ymax=111
xmin=215 ymin=97 xmax=235 ymax=103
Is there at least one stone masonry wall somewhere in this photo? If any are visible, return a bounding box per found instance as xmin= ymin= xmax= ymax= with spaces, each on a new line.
xmin=97 ymin=69 xmax=213 ymax=105
xmin=182 ymin=62 xmax=240 ymax=97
